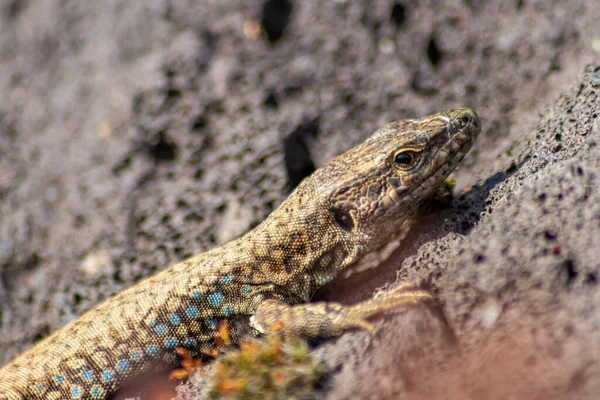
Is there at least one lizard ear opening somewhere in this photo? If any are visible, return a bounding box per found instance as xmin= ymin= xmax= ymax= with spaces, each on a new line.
xmin=332 ymin=207 xmax=355 ymax=232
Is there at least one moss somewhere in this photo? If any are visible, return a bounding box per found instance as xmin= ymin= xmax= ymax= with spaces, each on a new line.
xmin=432 ymin=177 xmax=456 ymax=204
xmin=208 ymin=334 xmax=323 ymax=400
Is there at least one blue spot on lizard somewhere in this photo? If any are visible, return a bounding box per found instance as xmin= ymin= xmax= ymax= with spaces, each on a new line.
xmin=207 ymin=291 xmax=224 ymax=307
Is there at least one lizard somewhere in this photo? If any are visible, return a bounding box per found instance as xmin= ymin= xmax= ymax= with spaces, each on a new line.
xmin=0 ymin=108 xmax=481 ymax=399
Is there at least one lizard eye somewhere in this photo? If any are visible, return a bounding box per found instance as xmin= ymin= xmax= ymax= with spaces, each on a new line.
xmin=394 ymin=151 xmax=417 ymax=166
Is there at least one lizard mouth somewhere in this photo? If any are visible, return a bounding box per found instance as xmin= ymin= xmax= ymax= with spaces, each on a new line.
xmin=402 ymin=108 xmax=481 ymax=198
xmin=382 ymin=108 xmax=481 ymax=210
xmin=429 ymin=108 xmax=481 ymax=175
xmin=383 ymin=108 xmax=481 ymax=204
xmin=445 ymin=108 xmax=481 ymax=151
xmin=449 ymin=108 xmax=481 ymax=143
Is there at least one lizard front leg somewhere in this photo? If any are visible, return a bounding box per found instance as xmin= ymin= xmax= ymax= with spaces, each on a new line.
xmin=251 ymin=284 xmax=435 ymax=339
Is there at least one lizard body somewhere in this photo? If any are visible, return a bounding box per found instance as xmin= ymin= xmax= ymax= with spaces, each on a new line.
xmin=0 ymin=108 xmax=480 ymax=399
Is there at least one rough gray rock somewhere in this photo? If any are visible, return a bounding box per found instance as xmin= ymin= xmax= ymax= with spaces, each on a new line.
xmin=1 ymin=1 xmax=599 ymax=399
xmin=315 ymin=65 xmax=600 ymax=400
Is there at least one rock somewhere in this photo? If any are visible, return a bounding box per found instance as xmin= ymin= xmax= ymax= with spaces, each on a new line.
xmin=1 ymin=1 xmax=599 ymax=399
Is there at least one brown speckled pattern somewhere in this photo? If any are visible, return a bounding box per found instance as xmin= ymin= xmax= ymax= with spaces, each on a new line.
xmin=0 ymin=109 xmax=480 ymax=399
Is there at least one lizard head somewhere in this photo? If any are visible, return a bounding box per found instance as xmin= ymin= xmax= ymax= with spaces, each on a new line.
xmin=319 ymin=107 xmax=481 ymax=254
xmin=246 ymin=108 xmax=480 ymax=291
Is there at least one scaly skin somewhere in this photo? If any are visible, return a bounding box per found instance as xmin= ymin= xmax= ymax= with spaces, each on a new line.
xmin=0 ymin=108 xmax=480 ymax=399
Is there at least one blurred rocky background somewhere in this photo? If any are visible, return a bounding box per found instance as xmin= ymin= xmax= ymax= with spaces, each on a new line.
xmin=0 ymin=1 xmax=599 ymax=399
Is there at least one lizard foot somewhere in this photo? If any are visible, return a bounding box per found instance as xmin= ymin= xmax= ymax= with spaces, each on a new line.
xmin=252 ymin=284 xmax=435 ymax=340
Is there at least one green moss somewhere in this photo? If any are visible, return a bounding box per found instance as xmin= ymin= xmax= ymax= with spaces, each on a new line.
xmin=432 ymin=177 xmax=456 ymax=204
xmin=208 ymin=334 xmax=323 ymax=400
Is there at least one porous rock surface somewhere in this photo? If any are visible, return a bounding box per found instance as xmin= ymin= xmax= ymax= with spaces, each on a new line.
xmin=0 ymin=1 xmax=599 ymax=399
